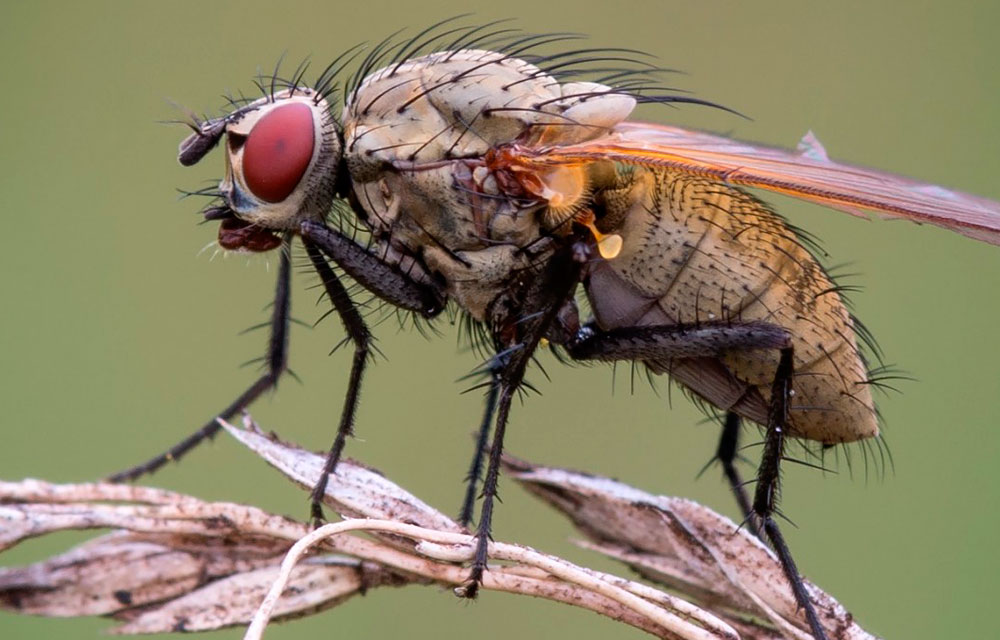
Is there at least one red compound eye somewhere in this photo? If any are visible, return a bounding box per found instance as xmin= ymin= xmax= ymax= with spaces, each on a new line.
xmin=242 ymin=102 xmax=315 ymax=203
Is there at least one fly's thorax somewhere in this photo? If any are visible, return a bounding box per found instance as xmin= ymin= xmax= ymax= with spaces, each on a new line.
xmin=426 ymin=242 xmax=556 ymax=321
xmin=339 ymin=48 xmax=636 ymax=319
xmin=341 ymin=49 xmax=636 ymax=172
xmin=351 ymin=163 xmax=541 ymax=248
xmin=219 ymin=90 xmax=342 ymax=231
xmin=351 ymin=162 xmax=550 ymax=320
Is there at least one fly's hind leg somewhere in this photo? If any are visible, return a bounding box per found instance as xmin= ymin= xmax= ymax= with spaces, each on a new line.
xmin=108 ymin=237 xmax=295 ymax=483
xmin=753 ymin=347 xmax=830 ymax=640
xmin=711 ymin=412 xmax=764 ymax=539
xmin=565 ymin=323 xmax=830 ymax=640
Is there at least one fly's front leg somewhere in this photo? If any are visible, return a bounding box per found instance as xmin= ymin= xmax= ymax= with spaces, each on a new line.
xmin=567 ymin=323 xmax=829 ymax=640
xmin=299 ymin=221 xmax=444 ymax=523
xmin=108 ymin=237 xmax=294 ymax=483
xmin=300 ymin=221 xmax=444 ymax=315
xmin=302 ymin=241 xmax=371 ymax=525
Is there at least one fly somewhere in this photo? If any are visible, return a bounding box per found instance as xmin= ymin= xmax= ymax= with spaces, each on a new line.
xmin=110 ymin=23 xmax=1000 ymax=640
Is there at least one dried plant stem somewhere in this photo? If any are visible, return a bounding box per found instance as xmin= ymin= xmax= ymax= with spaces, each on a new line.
xmin=0 ymin=422 xmax=877 ymax=639
xmin=0 ymin=482 xmax=726 ymax=639
xmin=245 ymin=518 xmax=735 ymax=640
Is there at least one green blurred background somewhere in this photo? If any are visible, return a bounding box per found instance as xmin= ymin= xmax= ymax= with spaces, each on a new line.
xmin=2 ymin=1 xmax=998 ymax=638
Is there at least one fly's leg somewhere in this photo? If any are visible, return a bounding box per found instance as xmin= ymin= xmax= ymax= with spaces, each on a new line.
xmin=302 ymin=240 xmax=372 ymax=525
xmin=565 ymin=321 xmax=791 ymax=361
xmin=753 ymin=347 xmax=829 ymax=640
xmin=299 ymin=221 xmax=444 ymax=523
xmin=565 ymin=324 xmax=829 ymax=640
xmin=565 ymin=319 xmax=786 ymax=538
xmin=460 ymin=338 xmax=561 ymax=597
xmin=457 ymin=295 xmax=583 ymax=527
xmin=713 ymin=412 xmax=763 ymax=539
xmin=458 ymin=359 xmax=501 ymax=527
xmin=457 ymin=243 xmax=583 ymax=598
xmin=457 ymin=356 xmax=524 ymax=598
xmin=108 ymin=238 xmax=294 ymax=482
xmin=300 ymin=221 xmax=444 ymax=315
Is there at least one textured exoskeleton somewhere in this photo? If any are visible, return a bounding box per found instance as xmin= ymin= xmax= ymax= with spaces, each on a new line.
xmin=343 ymin=49 xmax=875 ymax=444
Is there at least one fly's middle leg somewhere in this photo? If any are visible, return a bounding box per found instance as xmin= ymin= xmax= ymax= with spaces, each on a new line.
xmin=565 ymin=322 xmax=831 ymax=640
xmin=107 ymin=236 xmax=295 ymax=483
xmin=457 ymin=243 xmax=584 ymax=598
xmin=458 ymin=357 xmax=502 ymax=527
xmin=457 ymin=356 xmax=523 ymax=598
xmin=459 ymin=337 xmax=560 ymax=597
xmin=459 ymin=299 xmax=582 ymax=528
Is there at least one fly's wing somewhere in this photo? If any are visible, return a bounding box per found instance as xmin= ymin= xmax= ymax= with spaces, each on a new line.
xmin=514 ymin=121 xmax=1000 ymax=245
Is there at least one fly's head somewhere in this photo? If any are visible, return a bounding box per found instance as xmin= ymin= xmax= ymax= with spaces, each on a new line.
xmin=178 ymin=88 xmax=343 ymax=252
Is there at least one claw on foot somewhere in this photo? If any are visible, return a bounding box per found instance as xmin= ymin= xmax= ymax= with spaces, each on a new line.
xmin=455 ymin=565 xmax=485 ymax=599
xmin=310 ymin=502 xmax=327 ymax=530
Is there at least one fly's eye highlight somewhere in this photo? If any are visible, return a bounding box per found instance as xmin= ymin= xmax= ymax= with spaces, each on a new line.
xmin=242 ymin=102 xmax=315 ymax=203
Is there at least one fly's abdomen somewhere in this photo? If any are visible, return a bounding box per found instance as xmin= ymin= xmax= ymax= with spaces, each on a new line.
xmin=584 ymin=166 xmax=877 ymax=443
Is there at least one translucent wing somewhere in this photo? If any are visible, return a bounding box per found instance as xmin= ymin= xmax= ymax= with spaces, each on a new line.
xmin=512 ymin=121 xmax=1000 ymax=245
